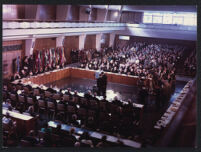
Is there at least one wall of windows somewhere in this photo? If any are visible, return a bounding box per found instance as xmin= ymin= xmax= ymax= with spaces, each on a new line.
xmin=143 ymin=12 xmax=197 ymax=26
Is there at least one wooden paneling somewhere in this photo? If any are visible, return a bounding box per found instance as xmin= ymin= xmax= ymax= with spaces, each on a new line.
xmin=68 ymin=5 xmax=79 ymax=21
xmin=3 ymin=40 xmax=25 ymax=78
xmin=37 ymin=5 xmax=56 ymax=21
xmin=89 ymin=8 xmax=97 ymax=21
xmin=107 ymin=10 xmax=119 ymax=21
xmin=25 ymin=67 xmax=149 ymax=87
xmin=34 ymin=38 xmax=56 ymax=51
xmin=84 ymin=35 xmax=96 ymax=49
xmin=3 ymin=5 xmax=25 ymax=20
xmin=63 ymin=36 xmax=79 ymax=63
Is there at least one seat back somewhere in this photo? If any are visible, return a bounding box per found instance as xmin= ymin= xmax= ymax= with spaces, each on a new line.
xmin=10 ymin=93 xmax=17 ymax=101
xmin=67 ymin=105 xmax=76 ymax=113
xmin=99 ymin=101 xmax=106 ymax=111
xmin=16 ymin=85 xmax=22 ymax=90
xmin=63 ymin=94 xmax=70 ymax=101
xmin=90 ymin=100 xmax=98 ymax=109
xmin=57 ymin=103 xmax=65 ymax=111
xmin=18 ymin=95 xmax=25 ymax=103
xmin=45 ymin=91 xmax=52 ymax=98
xmin=77 ymin=108 xmax=87 ymax=116
xmin=47 ymin=102 xmax=55 ymax=109
xmin=38 ymin=100 xmax=46 ymax=108
xmin=88 ymin=109 xmax=96 ymax=117
xmin=53 ymin=94 xmax=61 ymax=100
xmin=20 ymin=140 xmax=32 ymax=147
xmin=33 ymin=89 xmax=40 ymax=96
xmin=27 ymin=97 xmax=34 ymax=105
xmin=23 ymin=86 xmax=30 ymax=94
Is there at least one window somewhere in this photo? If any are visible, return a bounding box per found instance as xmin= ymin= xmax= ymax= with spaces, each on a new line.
xmin=143 ymin=12 xmax=196 ymax=26
xmin=143 ymin=15 xmax=152 ymax=23
xmin=163 ymin=13 xmax=173 ymax=24
xmin=153 ymin=16 xmax=163 ymax=24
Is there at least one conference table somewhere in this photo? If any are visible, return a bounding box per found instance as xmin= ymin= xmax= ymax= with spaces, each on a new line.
xmin=48 ymin=121 xmax=142 ymax=148
xmin=22 ymin=67 xmax=150 ymax=87
xmin=3 ymin=108 xmax=36 ymax=135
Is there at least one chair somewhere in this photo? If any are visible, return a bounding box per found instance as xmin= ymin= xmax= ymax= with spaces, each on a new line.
xmin=45 ymin=91 xmax=52 ymax=98
xmin=53 ymin=93 xmax=61 ymax=100
xmin=51 ymin=133 xmax=60 ymax=145
xmin=23 ymin=86 xmax=30 ymax=94
xmin=38 ymin=130 xmax=45 ymax=142
xmin=20 ymin=140 xmax=32 ymax=147
xmin=63 ymin=94 xmax=70 ymax=102
xmin=27 ymin=97 xmax=34 ymax=105
xmin=88 ymin=109 xmax=96 ymax=117
xmin=38 ymin=99 xmax=46 ymax=113
xmin=47 ymin=102 xmax=56 ymax=120
xmin=99 ymin=101 xmax=107 ymax=111
xmin=3 ymin=91 xmax=7 ymax=101
xmin=72 ymin=96 xmax=79 ymax=104
xmin=56 ymin=103 xmax=66 ymax=121
xmin=67 ymin=105 xmax=76 ymax=114
xmin=16 ymin=84 xmax=22 ymax=90
xmin=18 ymin=94 xmax=26 ymax=103
xmin=62 ymin=137 xmax=75 ymax=147
xmin=33 ymin=88 xmax=40 ymax=96
xmin=89 ymin=100 xmax=98 ymax=110
xmin=77 ymin=108 xmax=87 ymax=119
xmin=9 ymin=93 xmax=17 ymax=102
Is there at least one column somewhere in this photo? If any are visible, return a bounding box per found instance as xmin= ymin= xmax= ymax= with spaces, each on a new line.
xmin=25 ymin=38 xmax=36 ymax=56
xmin=109 ymin=33 xmax=116 ymax=48
xmin=79 ymin=34 xmax=86 ymax=50
xmin=96 ymin=34 xmax=102 ymax=51
xmin=56 ymin=36 xmax=65 ymax=47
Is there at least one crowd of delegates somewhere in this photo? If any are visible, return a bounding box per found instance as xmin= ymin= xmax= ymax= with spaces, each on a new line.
xmin=79 ymin=42 xmax=185 ymax=95
xmin=70 ymin=48 xmax=102 ymax=63
xmin=184 ymin=50 xmax=196 ymax=77
xmin=11 ymin=47 xmax=66 ymax=81
xmin=3 ymin=80 xmax=142 ymax=147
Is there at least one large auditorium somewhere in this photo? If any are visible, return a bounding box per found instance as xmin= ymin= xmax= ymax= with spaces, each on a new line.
xmin=2 ymin=5 xmax=197 ymax=148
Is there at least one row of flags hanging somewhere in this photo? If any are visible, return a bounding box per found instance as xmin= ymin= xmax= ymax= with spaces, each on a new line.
xmin=34 ymin=47 xmax=66 ymax=72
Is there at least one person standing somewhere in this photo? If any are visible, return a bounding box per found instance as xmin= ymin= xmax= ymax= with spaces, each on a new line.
xmin=101 ymin=72 xmax=107 ymax=97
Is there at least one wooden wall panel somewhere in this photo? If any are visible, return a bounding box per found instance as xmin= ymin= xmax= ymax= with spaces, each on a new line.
xmin=3 ymin=40 xmax=25 ymax=78
xmin=34 ymin=38 xmax=56 ymax=51
xmin=89 ymin=8 xmax=97 ymax=21
xmin=107 ymin=10 xmax=119 ymax=21
xmin=37 ymin=5 xmax=56 ymax=21
xmin=68 ymin=5 xmax=79 ymax=21
xmin=84 ymin=35 xmax=96 ymax=49
xmin=63 ymin=36 xmax=79 ymax=63
xmin=3 ymin=5 xmax=25 ymax=20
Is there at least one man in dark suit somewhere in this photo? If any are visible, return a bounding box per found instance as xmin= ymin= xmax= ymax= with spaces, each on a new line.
xmin=101 ymin=72 xmax=107 ymax=97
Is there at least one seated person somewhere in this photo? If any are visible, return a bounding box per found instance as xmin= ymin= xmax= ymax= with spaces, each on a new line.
xmin=80 ymin=132 xmax=94 ymax=147
xmin=23 ymin=130 xmax=38 ymax=146
xmin=96 ymin=135 xmax=109 ymax=147
xmin=41 ymin=123 xmax=52 ymax=134
xmin=3 ymin=112 xmax=13 ymax=126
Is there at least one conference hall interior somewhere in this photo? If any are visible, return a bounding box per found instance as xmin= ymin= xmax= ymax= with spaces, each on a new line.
xmin=2 ymin=5 xmax=197 ymax=148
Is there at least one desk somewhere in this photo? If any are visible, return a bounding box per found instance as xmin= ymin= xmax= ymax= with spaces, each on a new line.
xmin=3 ymin=108 xmax=35 ymax=135
xmin=48 ymin=121 xmax=141 ymax=148
xmin=22 ymin=67 xmax=150 ymax=87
